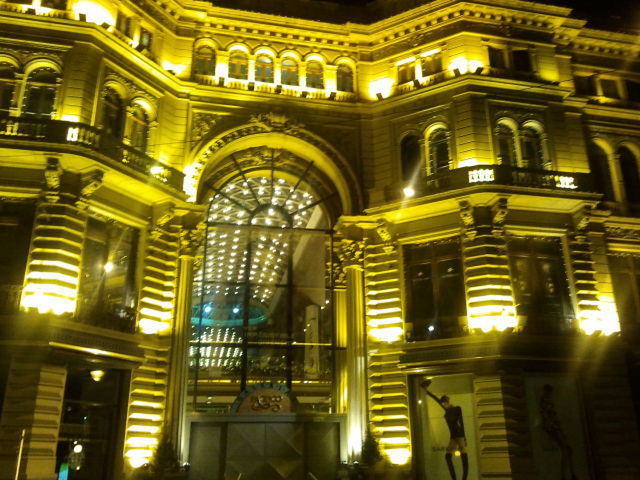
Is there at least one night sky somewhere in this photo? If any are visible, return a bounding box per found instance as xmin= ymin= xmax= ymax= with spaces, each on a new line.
xmin=330 ymin=0 xmax=640 ymax=31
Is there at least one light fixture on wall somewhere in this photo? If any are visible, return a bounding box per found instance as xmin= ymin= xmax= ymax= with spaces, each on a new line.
xmin=90 ymin=370 xmax=105 ymax=382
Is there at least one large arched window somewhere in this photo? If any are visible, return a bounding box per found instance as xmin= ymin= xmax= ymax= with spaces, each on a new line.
xmin=193 ymin=46 xmax=216 ymax=76
xmin=255 ymin=55 xmax=274 ymax=83
xmin=23 ymin=67 xmax=58 ymax=118
xmin=618 ymin=146 xmax=640 ymax=205
xmin=401 ymin=135 xmax=422 ymax=182
xmin=129 ymin=105 xmax=150 ymax=151
xmin=496 ymin=123 xmax=517 ymax=166
xmin=587 ymin=143 xmax=614 ymax=201
xmin=306 ymin=61 xmax=324 ymax=89
xmin=428 ymin=128 xmax=450 ymax=174
xmin=520 ymin=126 xmax=545 ymax=169
xmin=281 ymin=58 xmax=298 ymax=86
xmin=190 ymin=156 xmax=336 ymax=410
xmin=336 ymin=64 xmax=354 ymax=93
xmin=101 ymin=87 xmax=125 ymax=142
xmin=0 ymin=62 xmax=16 ymax=115
xmin=228 ymin=51 xmax=249 ymax=80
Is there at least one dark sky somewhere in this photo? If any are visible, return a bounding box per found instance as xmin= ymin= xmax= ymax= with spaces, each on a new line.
xmin=331 ymin=0 xmax=640 ymax=31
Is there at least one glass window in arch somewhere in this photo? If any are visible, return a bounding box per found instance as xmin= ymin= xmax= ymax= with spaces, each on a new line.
xmin=281 ymin=58 xmax=298 ymax=86
xmin=306 ymin=61 xmax=324 ymax=89
xmin=336 ymin=64 xmax=353 ymax=92
xmin=101 ymin=88 xmax=125 ymax=141
xmin=193 ymin=46 xmax=216 ymax=76
xmin=190 ymin=169 xmax=337 ymax=411
xmin=0 ymin=62 xmax=16 ymax=115
xmin=229 ymin=51 xmax=249 ymax=80
xmin=129 ymin=105 xmax=150 ymax=151
xmin=429 ymin=129 xmax=450 ymax=173
xmin=496 ymin=124 xmax=517 ymax=166
xmin=23 ymin=67 xmax=58 ymax=118
xmin=255 ymin=55 xmax=274 ymax=83
xmin=520 ymin=127 xmax=544 ymax=170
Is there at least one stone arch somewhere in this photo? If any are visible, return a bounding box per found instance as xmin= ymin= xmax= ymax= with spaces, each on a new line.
xmin=185 ymin=116 xmax=361 ymax=217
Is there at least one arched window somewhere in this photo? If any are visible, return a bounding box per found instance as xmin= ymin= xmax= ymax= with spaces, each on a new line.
xmin=129 ymin=105 xmax=150 ymax=151
xmin=281 ymin=58 xmax=298 ymax=86
xmin=193 ymin=46 xmax=216 ymax=76
xmin=306 ymin=61 xmax=323 ymax=89
xmin=496 ymin=123 xmax=517 ymax=166
xmin=429 ymin=129 xmax=450 ymax=174
xmin=101 ymin=88 xmax=125 ymax=141
xmin=618 ymin=146 xmax=640 ymax=204
xmin=189 ymin=159 xmax=336 ymax=409
xmin=336 ymin=64 xmax=353 ymax=93
xmin=0 ymin=62 xmax=16 ymax=115
xmin=228 ymin=51 xmax=248 ymax=80
xmin=23 ymin=67 xmax=58 ymax=118
xmin=520 ymin=126 xmax=545 ymax=169
xmin=587 ymin=143 xmax=614 ymax=201
xmin=401 ymin=135 xmax=422 ymax=182
xmin=255 ymin=55 xmax=274 ymax=83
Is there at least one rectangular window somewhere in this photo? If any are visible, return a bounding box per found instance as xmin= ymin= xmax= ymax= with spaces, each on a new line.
xmin=116 ymin=12 xmax=131 ymax=37
xmin=404 ymin=240 xmax=465 ymax=340
xmin=608 ymin=255 xmax=640 ymax=334
xmin=397 ymin=62 xmax=415 ymax=84
xmin=574 ymin=75 xmax=597 ymax=96
xmin=78 ymin=217 xmax=138 ymax=332
xmin=488 ymin=46 xmax=506 ymax=69
xmin=508 ymin=237 xmax=574 ymax=333
xmin=600 ymin=78 xmax=620 ymax=98
xmin=512 ymin=49 xmax=533 ymax=72
xmin=626 ymin=80 xmax=640 ymax=102
xmin=421 ymin=53 xmax=442 ymax=77
xmin=139 ymin=28 xmax=152 ymax=50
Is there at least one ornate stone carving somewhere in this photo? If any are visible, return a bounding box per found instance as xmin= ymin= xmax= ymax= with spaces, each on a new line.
xmin=76 ymin=170 xmax=104 ymax=209
xmin=338 ymin=239 xmax=366 ymax=268
xmin=459 ymin=200 xmax=476 ymax=239
xmin=44 ymin=157 xmax=62 ymax=203
xmin=149 ymin=204 xmax=176 ymax=240
xmin=491 ymin=197 xmax=509 ymax=233
xmin=191 ymin=113 xmax=220 ymax=142
xmin=179 ymin=222 xmax=205 ymax=257
xmin=605 ymin=226 xmax=640 ymax=240
xmin=104 ymin=69 xmax=157 ymax=107
xmin=249 ymin=111 xmax=304 ymax=135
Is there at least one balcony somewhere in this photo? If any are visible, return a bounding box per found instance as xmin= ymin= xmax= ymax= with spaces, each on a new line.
xmin=415 ymin=164 xmax=594 ymax=196
xmin=0 ymin=116 xmax=184 ymax=191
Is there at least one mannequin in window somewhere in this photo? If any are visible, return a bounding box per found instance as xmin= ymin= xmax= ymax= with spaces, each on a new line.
xmin=421 ymin=379 xmax=469 ymax=480
xmin=539 ymin=384 xmax=577 ymax=480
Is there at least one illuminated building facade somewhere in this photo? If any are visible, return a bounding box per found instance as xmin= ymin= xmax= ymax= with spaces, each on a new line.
xmin=1 ymin=0 xmax=640 ymax=478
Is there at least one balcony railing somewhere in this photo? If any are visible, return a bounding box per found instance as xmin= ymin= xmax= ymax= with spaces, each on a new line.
xmin=0 ymin=284 xmax=21 ymax=315
xmin=0 ymin=116 xmax=184 ymax=191
xmin=420 ymin=164 xmax=594 ymax=195
xmin=76 ymin=298 xmax=138 ymax=334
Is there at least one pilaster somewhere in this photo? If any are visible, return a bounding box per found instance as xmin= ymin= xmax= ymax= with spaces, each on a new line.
xmin=0 ymin=358 xmax=67 ymax=480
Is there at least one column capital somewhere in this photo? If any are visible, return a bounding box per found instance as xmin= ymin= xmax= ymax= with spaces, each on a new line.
xmin=179 ymin=222 xmax=205 ymax=257
xmin=338 ymin=239 xmax=366 ymax=268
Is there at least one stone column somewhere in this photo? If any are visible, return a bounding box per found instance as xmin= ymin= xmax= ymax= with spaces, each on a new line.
xmin=339 ymin=240 xmax=368 ymax=461
xmin=0 ymin=358 xmax=67 ymax=480
xmin=331 ymin=252 xmax=347 ymax=416
xmin=166 ymin=225 xmax=202 ymax=459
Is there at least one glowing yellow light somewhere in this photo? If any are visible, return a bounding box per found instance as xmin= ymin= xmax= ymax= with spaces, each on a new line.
xmin=458 ymin=157 xmax=479 ymax=168
xmin=61 ymin=115 xmax=80 ymax=122
xmin=128 ymin=425 xmax=160 ymax=434
xmin=21 ymin=290 xmax=76 ymax=315
xmin=386 ymin=448 xmax=411 ymax=465
xmin=138 ymin=318 xmax=170 ymax=335
xmin=468 ymin=168 xmax=494 ymax=183
xmin=579 ymin=309 xmax=619 ymax=336
xmin=396 ymin=56 xmax=416 ymax=66
xmin=370 ymin=326 xmax=403 ymax=343
xmin=90 ymin=370 xmax=105 ymax=382
xmin=468 ymin=314 xmax=518 ymax=332
xmin=129 ymin=413 xmax=162 ymax=422
xmin=25 ymin=271 xmax=78 ymax=285
xmin=369 ymin=77 xmax=393 ymax=100
xmin=161 ymin=61 xmax=187 ymax=75
xmin=403 ymin=186 xmax=415 ymax=198
xmin=555 ymin=176 xmax=577 ymax=189
xmin=125 ymin=449 xmax=153 ymax=468
xmin=73 ymin=444 xmax=83 ymax=454
xmin=449 ymin=57 xmax=469 ymax=74
xmin=469 ymin=60 xmax=484 ymax=72
xmin=126 ymin=437 xmax=159 ymax=448
xmin=379 ymin=437 xmax=409 ymax=445
xmin=72 ymin=1 xmax=115 ymax=26
xmin=131 ymin=401 xmax=163 ymax=408
xmin=421 ymin=48 xmax=441 ymax=57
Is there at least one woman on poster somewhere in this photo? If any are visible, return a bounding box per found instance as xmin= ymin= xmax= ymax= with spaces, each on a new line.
xmin=421 ymin=379 xmax=469 ymax=480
